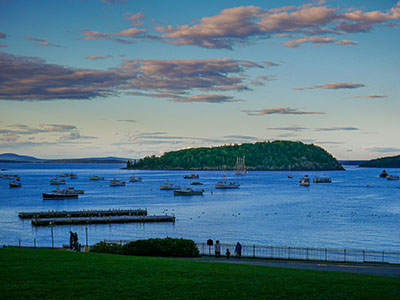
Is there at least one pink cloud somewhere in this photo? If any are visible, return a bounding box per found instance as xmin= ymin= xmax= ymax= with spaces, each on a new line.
xmin=25 ymin=36 xmax=60 ymax=47
xmin=284 ymin=36 xmax=336 ymax=48
xmin=172 ymin=94 xmax=241 ymax=103
xmin=336 ymin=39 xmax=358 ymax=46
xmin=295 ymin=82 xmax=365 ymax=90
xmin=354 ymin=94 xmax=388 ymax=99
xmin=85 ymin=55 xmax=112 ymax=60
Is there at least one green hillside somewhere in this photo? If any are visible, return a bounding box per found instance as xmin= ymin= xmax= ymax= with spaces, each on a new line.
xmin=360 ymin=155 xmax=400 ymax=168
xmin=130 ymin=141 xmax=343 ymax=171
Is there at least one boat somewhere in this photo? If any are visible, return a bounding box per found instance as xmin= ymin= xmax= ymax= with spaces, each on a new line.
xmin=129 ymin=175 xmax=142 ymax=182
xmin=43 ymin=192 xmax=78 ymax=200
xmin=53 ymin=187 xmax=84 ymax=194
xmin=110 ymin=179 xmax=125 ymax=186
xmin=190 ymin=182 xmax=203 ymax=185
xmin=174 ymin=188 xmax=204 ymax=196
xmin=9 ymin=181 xmax=21 ymax=188
xmin=69 ymin=173 xmax=78 ymax=179
xmin=299 ymin=175 xmax=310 ymax=186
xmin=386 ymin=175 xmax=400 ymax=180
xmin=215 ymin=175 xmax=240 ymax=189
xmin=379 ymin=170 xmax=388 ymax=178
xmin=58 ymin=173 xmax=69 ymax=178
xmin=313 ymin=176 xmax=331 ymax=183
xmin=235 ymin=156 xmax=247 ymax=175
xmin=1 ymin=174 xmax=20 ymax=180
xmin=160 ymin=181 xmax=180 ymax=190
xmin=89 ymin=175 xmax=104 ymax=180
xmin=184 ymin=174 xmax=199 ymax=179
xmin=50 ymin=177 xmax=66 ymax=185
xmin=288 ymin=175 xmax=293 ymax=178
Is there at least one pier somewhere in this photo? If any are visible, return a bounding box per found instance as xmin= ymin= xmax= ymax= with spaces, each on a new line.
xmin=18 ymin=209 xmax=147 ymax=219
xmin=31 ymin=215 xmax=175 ymax=226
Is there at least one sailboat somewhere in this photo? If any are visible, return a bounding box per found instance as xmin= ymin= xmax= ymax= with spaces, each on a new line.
xmin=235 ymin=156 xmax=247 ymax=175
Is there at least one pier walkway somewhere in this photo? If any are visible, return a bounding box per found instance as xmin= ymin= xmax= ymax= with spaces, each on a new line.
xmin=19 ymin=209 xmax=147 ymax=219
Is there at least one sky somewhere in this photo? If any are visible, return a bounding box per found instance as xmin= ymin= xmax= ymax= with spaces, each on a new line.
xmin=0 ymin=0 xmax=399 ymax=160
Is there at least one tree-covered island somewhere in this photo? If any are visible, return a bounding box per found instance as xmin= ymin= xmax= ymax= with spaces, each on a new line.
xmin=359 ymin=154 xmax=400 ymax=168
xmin=128 ymin=141 xmax=344 ymax=171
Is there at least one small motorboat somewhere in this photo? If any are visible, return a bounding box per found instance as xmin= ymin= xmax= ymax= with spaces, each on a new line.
xmin=160 ymin=181 xmax=180 ymax=190
xmin=288 ymin=175 xmax=293 ymax=178
xmin=50 ymin=177 xmax=66 ymax=185
xmin=129 ymin=175 xmax=142 ymax=182
xmin=379 ymin=170 xmax=388 ymax=178
xmin=89 ymin=175 xmax=104 ymax=180
xmin=110 ymin=179 xmax=125 ymax=186
xmin=69 ymin=173 xmax=78 ymax=179
xmin=190 ymin=182 xmax=203 ymax=185
xmin=174 ymin=188 xmax=204 ymax=196
xmin=184 ymin=174 xmax=199 ymax=179
xmin=215 ymin=181 xmax=240 ymax=189
xmin=313 ymin=176 xmax=331 ymax=183
xmin=299 ymin=175 xmax=310 ymax=186
xmin=53 ymin=187 xmax=84 ymax=194
xmin=43 ymin=192 xmax=78 ymax=200
xmin=9 ymin=181 xmax=21 ymax=188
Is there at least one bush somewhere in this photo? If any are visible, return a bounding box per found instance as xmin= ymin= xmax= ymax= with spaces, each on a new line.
xmin=121 ymin=237 xmax=200 ymax=258
xmin=89 ymin=241 xmax=122 ymax=254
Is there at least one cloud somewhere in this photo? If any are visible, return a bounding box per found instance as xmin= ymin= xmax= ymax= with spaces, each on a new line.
xmin=251 ymin=75 xmax=276 ymax=86
xmin=263 ymin=61 xmax=280 ymax=67
xmin=85 ymin=55 xmax=112 ymax=60
xmin=58 ymin=132 xmax=97 ymax=142
xmin=25 ymin=36 xmax=60 ymax=47
xmin=295 ymin=82 xmax=365 ymax=90
xmin=362 ymin=146 xmax=400 ymax=153
xmin=172 ymin=94 xmax=241 ymax=103
xmin=0 ymin=32 xmax=6 ymax=39
xmin=315 ymin=126 xmax=359 ymax=131
xmin=124 ymin=12 xmax=145 ymax=27
xmin=243 ymin=107 xmax=325 ymax=116
xmin=284 ymin=36 xmax=336 ymax=48
xmin=117 ymin=119 xmax=136 ymax=123
xmin=267 ymin=126 xmax=308 ymax=132
xmin=78 ymin=27 xmax=146 ymax=42
xmin=336 ymin=39 xmax=358 ymax=46
xmin=155 ymin=2 xmax=400 ymax=49
xmin=354 ymin=94 xmax=388 ymax=99
xmin=0 ymin=52 xmax=264 ymax=102
xmin=222 ymin=135 xmax=258 ymax=140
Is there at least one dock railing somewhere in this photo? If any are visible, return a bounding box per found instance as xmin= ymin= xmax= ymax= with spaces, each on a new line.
xmin=103 ymin=240 xmax=400 ymax=264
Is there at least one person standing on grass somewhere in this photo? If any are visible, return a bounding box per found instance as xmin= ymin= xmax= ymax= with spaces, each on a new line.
xmin=226 ymin=249 xmax=231 ymax=259
xmin=214 ymin=240 xmax=221 ymax=258
xmin=235 ymin=242 xmax=242 ymax=259
xmin=69 ymin=231 xmax=74 ymax=250
xmin=73 ymin=232 xmax=78 ymax=250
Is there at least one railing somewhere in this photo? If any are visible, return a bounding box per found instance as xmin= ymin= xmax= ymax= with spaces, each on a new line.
xmin=103 ymin=240 xmax=400 ymax=264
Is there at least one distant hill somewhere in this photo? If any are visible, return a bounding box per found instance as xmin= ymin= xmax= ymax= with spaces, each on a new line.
xmin=359 ymin=155 xmax=400 ymax=168
xmin=339 ymin=160 xmax=367 ymax=166
xmin=0 ymin=153 xmax=131 ymax=164
xmin=130 ymin=141 xmax=344 ymax=171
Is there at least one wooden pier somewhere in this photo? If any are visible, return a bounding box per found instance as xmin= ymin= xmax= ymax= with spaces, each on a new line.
xmin=31 ymin=215 xmax=175 ymax=226
xmin=18 ymin=209 xmax=147 ymax=219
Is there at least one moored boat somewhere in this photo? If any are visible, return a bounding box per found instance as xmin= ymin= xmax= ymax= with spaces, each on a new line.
xmin=313 ymin=176 xmax=331 ymax=183
xmin=69 ymin=173 xmax=78 ymax=179
xmin=160 ymin=181 xmax=180 ymax=190
xmin=184 ymin=174 xmax=199 ymax=179
xmin=50 ymin=177 xmax=66 ymax=185
xmin=299 ymin=175 xmax=310 ymax=186
xmin=190 ymin=182 xmax=203 ymax=185
xmin=89 ymin=175 xmax=104 ymax=180
xmin=129 ymin=175 xmax=142 ymax=182
xmin=43 ymin=192 xmax=78 ymax=200
xmin=53 ymin=187 xmax=84 ymax=194
xmin=174 ymin=188 xmax=204 ymax=196
xmin=379 ymin=170 xmax=388 ymax=178
xmin=386 ymin=175 xmax=400 ymax=180
xmin=9 ymin=181 xmax=22 ymax=188
xmin=110 ymin=179 xmax=125 ymax=186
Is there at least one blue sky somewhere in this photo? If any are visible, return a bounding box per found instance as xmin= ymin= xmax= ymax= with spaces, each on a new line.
xmin=0 ymin=0 xmax=399 ymax=159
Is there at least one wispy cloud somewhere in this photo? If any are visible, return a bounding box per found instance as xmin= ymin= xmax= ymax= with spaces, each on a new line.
xmin=315 ymin=126 xmax=359 ymax=131
xmin=268 ymin=126 xmax=308 ymax=132
xmin=336 ymin=39 xmax=358 ymax=46
xmin=362 ymin=146 xmax=400 ymax=153
xmin=117 ymin=119 xmax=136 ymax=123
xmin=172 ymin=94 xmax=241 ymax=104
xmin=243 ymin=107 xmax=325 ymax=116
xmin=354 ymin=94 xmax=388 ymax=99
xmin=25 ymin=36 xmax=60 ymax=47
xmin=284 ymin=36 xmax=336 ymax=48
xmin=294 ymin=82 xmax=365 ymax=90
xmin=85 ymin=55 xmax=112 ymax=60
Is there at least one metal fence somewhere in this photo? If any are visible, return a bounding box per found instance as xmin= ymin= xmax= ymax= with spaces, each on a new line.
xmin=103 ymin=239 xmax=400 ymax=264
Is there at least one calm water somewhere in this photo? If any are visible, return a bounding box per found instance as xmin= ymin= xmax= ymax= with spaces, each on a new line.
xmin=0 ymin=163 xmax=399 ymax=251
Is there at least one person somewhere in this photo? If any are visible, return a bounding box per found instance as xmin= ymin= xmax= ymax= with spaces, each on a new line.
xmin=214 ymin=240 xmax=221 ymax=258
xmin=73 ymin=232 xmax=78 ymax=250
xmin=69 ymin=231 xmax=74 ymax=250
xmin=226 ymin=249 xmax=231 ymax=259
xmin=235 ymin=242 xmax=242 ymax=259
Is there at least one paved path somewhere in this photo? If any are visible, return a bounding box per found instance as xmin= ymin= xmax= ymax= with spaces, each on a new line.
xmin=187 ymin=257 xmax=400 ymax=278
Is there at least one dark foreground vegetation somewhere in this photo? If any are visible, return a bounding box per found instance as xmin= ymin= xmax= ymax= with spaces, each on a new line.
xmin=130 ymin=141 xmax=343 ymax=171
xmin=90 ymin=238 xmax=200 ymax=257
xmin=1 ymin=248 xmax=399 ymax=300
xmin=360 ymin=154 xmax=400 ymax=168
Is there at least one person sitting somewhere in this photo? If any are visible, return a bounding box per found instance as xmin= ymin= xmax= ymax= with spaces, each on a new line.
xmin=226 ymin=249 xmax=231 ymax=259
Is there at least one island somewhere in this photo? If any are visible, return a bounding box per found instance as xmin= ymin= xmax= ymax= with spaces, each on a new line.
xmin=359 ymin=154 xmax=400 ymax=168
xmin=128 ymin=141 xmax=344 ymax=171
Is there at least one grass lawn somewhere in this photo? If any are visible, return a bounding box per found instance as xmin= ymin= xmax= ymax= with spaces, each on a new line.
xmin=0 ymin=248 xmax=399 ymax=299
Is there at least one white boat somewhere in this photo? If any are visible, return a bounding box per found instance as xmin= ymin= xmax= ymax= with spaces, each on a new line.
xmin=110 ymin=179 xmax=125 ymax=186
xmin=299 ymin=175 xmax=310 ymax=186
xmin=50 ymin=177 xmax=66 ymax=185
xmin=129 ymin=175 xmax=142 ymax=182
xmin=387 ymin=175 xmax=400 ymax=180
xmin=160 ymin=181 xmax=180 ymax=190
xmin=89 ymin=175 xmax=104 ymax=180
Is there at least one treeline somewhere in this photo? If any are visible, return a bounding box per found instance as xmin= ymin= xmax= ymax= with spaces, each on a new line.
xmin=129 ymin=141 xmax=344 ymax=171
xmin=360 ymin=155 xmax=400 ymax=168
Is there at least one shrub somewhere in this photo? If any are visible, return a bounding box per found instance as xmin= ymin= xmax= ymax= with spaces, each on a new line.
xmin=121 ymin=237 xmax=200 ymax=257
xmin=89 ymin=241 xmax=122 ymax=254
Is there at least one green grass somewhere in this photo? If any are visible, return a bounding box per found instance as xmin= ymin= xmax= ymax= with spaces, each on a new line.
xmin=0 ymin=249 xmax=399 ymax=300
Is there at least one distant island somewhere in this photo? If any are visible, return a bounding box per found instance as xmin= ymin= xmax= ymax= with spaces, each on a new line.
xmin=0 ymin=153 xmax=129 ymax=164
xmin=128 ymin=141 xmax=344 ymax=171
xmin=359 ymin=154 xmax=400 ymax=168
